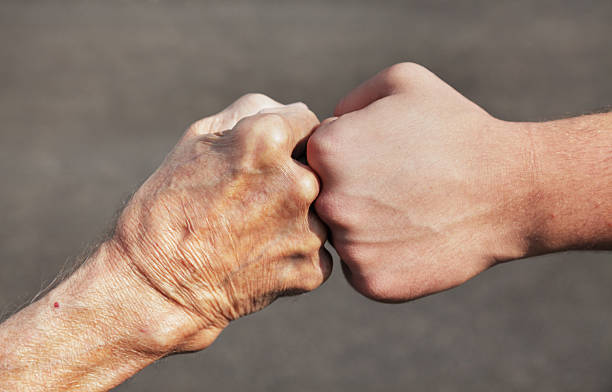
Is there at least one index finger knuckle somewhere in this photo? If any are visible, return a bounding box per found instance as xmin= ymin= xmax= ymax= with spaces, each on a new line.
xmin=306 ymin=123 xmax=343 ymax=170
xmin=250 ymin=113 xmax=291 ymax=153
xmin=234 ymin=113 xmax=291 ymax=166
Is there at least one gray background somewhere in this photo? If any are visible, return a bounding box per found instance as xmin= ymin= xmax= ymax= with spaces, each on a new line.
xmin=1 ymin=1 xmax=611 ymax=391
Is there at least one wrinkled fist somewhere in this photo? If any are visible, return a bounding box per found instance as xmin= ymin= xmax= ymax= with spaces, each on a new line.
xmin=112 ymin=94 xmax=331 ymax=351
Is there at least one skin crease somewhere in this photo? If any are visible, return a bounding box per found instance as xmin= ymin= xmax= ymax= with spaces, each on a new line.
xmin=1 ymin=65 xmax=610 ymax=391
xmin=307 ymin=62 xmax=612 ymax=303
xmin=112 ymin=93 xmax=333 ymax=351
xmin=0 ymin=94 xmax=332 ymax=391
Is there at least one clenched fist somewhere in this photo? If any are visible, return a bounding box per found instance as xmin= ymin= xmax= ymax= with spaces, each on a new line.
xmin=112 ymin=93 xmax=331 ymax=351
xmin=0 ymin=94 xmax=334 ymax=391
xmin=308 ymin=63 xmax=546 ymax=302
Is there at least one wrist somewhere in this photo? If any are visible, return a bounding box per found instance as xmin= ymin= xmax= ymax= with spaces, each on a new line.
xmin=91 ymin=240 xmax=227 ymax=355
xmin=0 ymin=241 xmax=208 ymax=391
xmin=473 ymin=118 xmax=544 ymax=264
xmin=515 ymin=115 xmax=612 ymax=254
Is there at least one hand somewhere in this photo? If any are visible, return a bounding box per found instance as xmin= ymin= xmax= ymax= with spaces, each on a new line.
xmin=112 ymin=93 xmax=331 ymax=352
xmin=0 ymin=94 xmax=333 ymax=391
xmin=307 ymin=63 xmax=537 ymax=302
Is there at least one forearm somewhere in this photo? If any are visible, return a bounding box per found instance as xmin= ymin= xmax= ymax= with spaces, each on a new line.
xmin=0 ymin=242 xmax=194 ymax=391
xmin=522 ymin=112 xmax=612 ymax=253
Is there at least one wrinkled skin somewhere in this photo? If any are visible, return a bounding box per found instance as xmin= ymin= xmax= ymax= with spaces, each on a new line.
xmin=112 ymin=94 xmax=331 ymax=351
xmin=308 ymin=63 xmax=534 ymax=302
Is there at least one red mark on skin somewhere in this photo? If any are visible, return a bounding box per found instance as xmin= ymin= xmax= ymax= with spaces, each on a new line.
xmin=53 ymin=302 xmax=59 ymax=308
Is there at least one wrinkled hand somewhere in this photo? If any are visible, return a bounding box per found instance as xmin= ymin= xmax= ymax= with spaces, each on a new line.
xmin=112 ymin=94 xmax=331 ymax=352
xmin=308 ymin=63 xmax=536 ymax=302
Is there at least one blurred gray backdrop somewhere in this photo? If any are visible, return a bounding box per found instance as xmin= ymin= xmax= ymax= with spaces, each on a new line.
xmin=1 ymin=1 xmax=611 ymax=391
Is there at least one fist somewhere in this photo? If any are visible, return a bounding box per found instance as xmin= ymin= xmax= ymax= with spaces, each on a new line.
xmin=112 ymin=94 xmax=332 ymax=351
xmin=308 ymin=63 xmax=535 ymax=302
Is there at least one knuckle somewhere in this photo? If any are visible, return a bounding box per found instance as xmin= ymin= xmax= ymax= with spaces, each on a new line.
xmin=251 ymin=113 xmax=290 ymax=152
xmin=307 ymin=213 xmax=329 ymax=242
xmin=338 ymin=242 xmax=405 ymax=301
xmin=235 ymin=114 xmax=290 ymax=165
xmin=319 ymin=250 xmax=333 ymax=282
xmin=237 ymin=92 xmax=275 ymax=107
xmin=300 ymin=274 xmax=322 ymax=292
xmin=253 ymin=112 xmax=290 ymax=132
xmin=336 ymin=242 xmax=367 ymax=266
xmin=307 ymin=127 xmax=343 ymax=175
xmin=292 ymin=230 xmax=325 ymax=258
xmin=261 ymin=127 xmax=290 ymax=153
xmin=285 ymin=247 xmax=331 ymax=293
xmin=232 ymin=115 xmax=253 ymax=135
xmin=350 ymin=272 xmax=392 ymax=302
xmin=380 ymin=62 xmax=424 ymax=88
xmin=186 ymin=118 xmax=209 ymax=137
xmin=314 ymin=193 xmax=356 ymax=228
xmin=307 ymin=126 xmax=338 ymax=158
xmin=313 ymin=194 xmax=334 ymax=221
xmin=343 ymin=254 xmax=430 ymax=303
xmin=297 ymin=256 xmax=326 ymax=291
xmin=340 ymin=253 xmax=392 ymax=303
xmin=293 ymin=170 xmax=320 ymax=202
xmin=304 ymin=230 xmax=325 ymax=251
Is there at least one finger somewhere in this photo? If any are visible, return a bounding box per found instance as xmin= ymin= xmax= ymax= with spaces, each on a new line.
xmin=257 ymin=102 xmax=320 ymax=157
xmin=334 ymin=74 xmax=395 ymax=116
xmin=319 ymin=116 xmax=338 ymax=127
xmin=233 ymin=102 xmax=320 ymax=160
xmin=306 ymin=116 xmax=338 ymax=162
xmin=308 ymin=211 xmax=328 ymax=243
xmin=288 ymin=160 xmax=321 ymax=204
xmin=190 ymin=93 xmax=284 ymax=136
xmin=334 ymin=64 xmax=415 ymax=116
xmin=305 ymin=118 xmax=347 ymax=185
xmin=218 ymin=93 xmax=284 ymax=130
xmin=317 ymin=246 xmax=333 ymax=285
xmin=281 ymin=247 xmax=333 ymax=296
